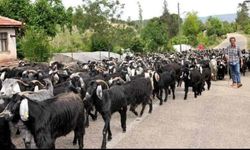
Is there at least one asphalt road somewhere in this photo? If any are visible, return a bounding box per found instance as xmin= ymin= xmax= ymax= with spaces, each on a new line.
xmin=112 ymin=73 xmax=250 ymax=148
xmin=214 ymin=33 xmax=247 ymax=50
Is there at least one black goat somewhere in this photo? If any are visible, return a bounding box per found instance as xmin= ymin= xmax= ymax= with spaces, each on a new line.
xmin=84 ymin=80 xmax=127 ymax=149
xmin=0 ymin=98 xmax=16 ymax=149
xmin=0 ymin=92 xmax=85 ymax=149
xmin=123 ymin=77 xmax=153 ymax=116
xmin=153 ymin=71 xmax=176 ymax=105
xmin=201 ymin=68 xmax=211 ymax=91
xmin=217 ymin=61 xmax=226 ymax=80
xmin=181 ymin=67 xmax=203 ymax=100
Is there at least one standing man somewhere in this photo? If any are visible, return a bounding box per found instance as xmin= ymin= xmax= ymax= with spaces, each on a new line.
xmin=224 ymin=37 xmax=243 ymax=88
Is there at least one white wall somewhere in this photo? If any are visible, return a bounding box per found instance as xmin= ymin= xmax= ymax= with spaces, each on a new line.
xmin=0 ymin=27 xmax=17 ymax=62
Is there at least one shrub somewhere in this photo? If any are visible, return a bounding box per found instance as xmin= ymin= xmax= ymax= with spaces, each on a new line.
xmin=20 ymin=27 xmax=51 ymax=62
xmin=129 ymin=38 xmax=144 ymax=53
xmin=90 ymin=33 xmax=113 ymax=52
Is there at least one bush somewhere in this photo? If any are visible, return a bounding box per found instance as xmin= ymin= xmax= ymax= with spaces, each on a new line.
xmin=129 ymin=38 xmax=144 ymax=53
xmin=20 ymin=27 xmax=51 ymax=62
xmin=50 ymin=26 xmax=91 ymax=53
xmin=187 ymin=35 xmax=198 ymax=47
xmin=90 ymin=33 xmax=113 ymax=52
xmin=197 ymin=32 xmax=209 ymax=46
xmin=244 ymin=23 xmax=250 ymax=34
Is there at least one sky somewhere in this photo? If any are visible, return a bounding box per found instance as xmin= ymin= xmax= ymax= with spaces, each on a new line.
xmin=62 ymin=0 xmax=245 ymax=20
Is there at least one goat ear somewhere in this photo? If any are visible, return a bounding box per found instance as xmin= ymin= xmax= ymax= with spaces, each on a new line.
xmin=96 ymin=85 xmax=103 ymax=100
xmin=0 ymin=71 xmax=6 ymax=81
xmin=34 ymin=85 xmax=39 ymax=92
xmin=154 ymin=73 xmax=160 ymax=82
xmin=79 ymin=77 xmax=85 ymax=88
xmin=125 ymin=74 xmax=131 ymax=82
xmin=108 ymin=78 xmax=113 ymax=85
xmin=19 ymin=98 xmax=29 ymax=121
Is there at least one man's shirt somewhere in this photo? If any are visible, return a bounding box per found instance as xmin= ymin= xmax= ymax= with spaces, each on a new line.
xmin=224 ymin=45 xmax=242 ymax=64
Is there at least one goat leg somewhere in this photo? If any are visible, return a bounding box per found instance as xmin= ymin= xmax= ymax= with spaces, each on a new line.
xmin=171 ymin=84 xmax=176 ymax=100
xmin=130 ymin=104 xmax=138 ymax=116
xmin=140 ymin=102 xmax=147 ymax=117
xmin=90 ymin=110 xmax=98 ymax=121
xmin=184 ymin=84 xmax=188 ymax=100
xmin=157 ymin=90 xmax=163 ymax=105
xmin=148 ymin=97 xmax=153 ymax=114
xmin=107 ymin=123 xmax=112 ymax=141
xmin=164 ymin=88 xmax=168 ymax=102
xmin=119 ymin=107 xmax=127 ymax=133
xmin=73 ymin=132 xmax=77 ymax=145
xmin=101 ymin=114 xmax=110 ymax=149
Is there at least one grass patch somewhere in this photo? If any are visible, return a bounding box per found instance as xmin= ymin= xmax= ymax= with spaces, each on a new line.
xmin=207 ymin=36 xmax=226 ymax=49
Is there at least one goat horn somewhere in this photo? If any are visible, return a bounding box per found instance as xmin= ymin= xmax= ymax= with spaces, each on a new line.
xmin=0 ymin=112 xmax=5 ymax=118
xmin=16 ymin=80 xmax=29 ymax=87
xmin=28 ymin=70 xmax=37 ymax=74
xmin=31 ymin=80 xmax=45 ymax=87
xmin=113 ymin=77 xmax=125 ymax=83
xmin=96 ymin=80 xmax=109 ymax=89
xmin=70 ymin=73 xmax=80 ymax=79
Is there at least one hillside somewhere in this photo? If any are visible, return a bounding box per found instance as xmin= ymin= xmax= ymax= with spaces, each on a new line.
xmin=199 ymin=13 xmax=236 ymax=23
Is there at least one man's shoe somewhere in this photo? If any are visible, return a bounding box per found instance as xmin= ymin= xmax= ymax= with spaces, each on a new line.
xmin=237 ymin=83 xmax=243 ymax=88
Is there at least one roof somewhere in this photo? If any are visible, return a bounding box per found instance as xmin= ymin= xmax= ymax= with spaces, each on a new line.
xmin=0 ymin=16 xmax=22 ymax=27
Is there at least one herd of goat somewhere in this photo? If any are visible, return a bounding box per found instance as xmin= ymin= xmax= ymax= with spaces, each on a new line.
xmin=0 ymin=49 xmax=250 ymax=149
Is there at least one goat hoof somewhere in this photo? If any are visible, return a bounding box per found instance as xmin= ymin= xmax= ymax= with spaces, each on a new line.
xmin=108 ymin=136 xmax=112 ymax=141
xmin=25 ymin=142 xmax=31 ymax=149
xmin=101 ymin=146 xmax=106 ymax=149
xmin=123 ymin=129 xmax=126 ymax=133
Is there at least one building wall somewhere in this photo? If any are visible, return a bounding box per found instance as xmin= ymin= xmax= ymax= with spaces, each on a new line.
xmin=0 ymin=27 xmax=17 ymax=62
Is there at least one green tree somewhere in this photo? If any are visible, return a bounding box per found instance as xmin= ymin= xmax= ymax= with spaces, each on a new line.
xmin=129 ymin=37 xmax=144 ymax=53
xmin=20 ymin=27 xmax=51 ymax=62
xmin=160 ymin=0 xmax=181 ymax=38
xmin=90 ymin=32 xmax=113 ymax=52
xmin=0 ymin=0 xmax=33 ymax=24
xmin=76 ymin=0 xmax=124 ymax=52
xmin=33 ymin=0 xmax=71 ymax=37
xmin=183 ymin=12 xmax=202 ymax=36
xmin=236 ymin=2 xmax=250 ymax=30
xmin=223 ymin=21 xmax=235 ymax=34
xmin=114 ymin=25 xmax=137 ymax=49
xmin=206 ymin=17 xmax=225 ymax=36
xmin=137 ymin=1 xmax=143 ymax=31
xmin=182 ymin=12 xmax=203 ymax=46
xmin=141 ymin=18 xmax=168 ymax=52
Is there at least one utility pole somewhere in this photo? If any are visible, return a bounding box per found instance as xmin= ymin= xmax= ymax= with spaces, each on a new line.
xmin=178 ymin=2 xmax=182 ymax=52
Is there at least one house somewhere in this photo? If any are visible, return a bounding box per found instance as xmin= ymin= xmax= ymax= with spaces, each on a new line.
xmin=0 ymin=16 xmax=22 ymax=62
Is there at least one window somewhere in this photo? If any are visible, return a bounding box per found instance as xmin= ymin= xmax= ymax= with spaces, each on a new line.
xmin=0 ymin=33 xmax=8 ymax=52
